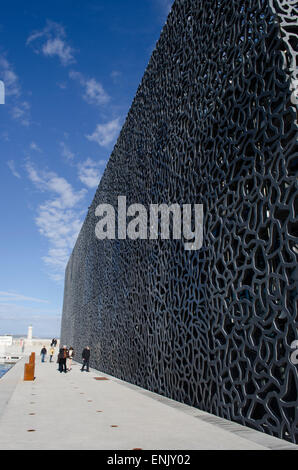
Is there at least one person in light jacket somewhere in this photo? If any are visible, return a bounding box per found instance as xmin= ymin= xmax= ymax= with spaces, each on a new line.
xmin=49 ymin=347 xmax=55 ymax=362
xmin=67 ymin=346 xmax=74 ymax=371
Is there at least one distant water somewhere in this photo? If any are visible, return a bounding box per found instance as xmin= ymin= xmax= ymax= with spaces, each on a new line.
xmin=0 ymin=363 xmax=13 ymax=378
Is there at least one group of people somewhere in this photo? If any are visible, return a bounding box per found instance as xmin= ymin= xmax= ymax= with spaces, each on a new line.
xmin=40 ymin=344 xmax=91 ymax=373
xmin=40 ymin=338 xmax=58 ymax=363
xmin=40 ymin=345 xmax=56 ymax=363
xmin=57 ymin=345 xmax=75 ymax=373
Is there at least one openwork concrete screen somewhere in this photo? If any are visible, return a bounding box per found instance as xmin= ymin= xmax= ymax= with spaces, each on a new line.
xmin=60 ymin=0 xmax=298 ymax=443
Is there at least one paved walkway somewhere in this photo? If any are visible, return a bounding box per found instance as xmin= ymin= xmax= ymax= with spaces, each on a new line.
xmin=0 ymin=357 xmax=296 ymax=450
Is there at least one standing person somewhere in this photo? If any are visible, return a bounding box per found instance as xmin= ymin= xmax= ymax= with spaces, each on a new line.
xmin=58 ymin=345 xmax=68 ymax=373
xmin=67 ymin=346 xmax=74 ymax=371
xmin=40 ymin=346 xmax=47 ymax=362
xmin=49 ymin=346 xmax=55 ymax=362
xmin=81 ymin=346 xmax=90 ymax=372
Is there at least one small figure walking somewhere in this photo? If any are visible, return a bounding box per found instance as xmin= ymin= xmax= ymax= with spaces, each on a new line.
xmin=40 ymin=346 xmax=47 ymax=362
xmin=49 ymin=346 xmax=55 ymax=362
xmin=81 ymin=346 xmax=90 ymax=372
xmin=67 ymin=346 xmax=74 ymax=371
xmin=58 ymin=345 xmax=68 ymax=373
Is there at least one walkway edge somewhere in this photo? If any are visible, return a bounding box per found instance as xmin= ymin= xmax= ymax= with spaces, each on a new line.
xmin=90 ymin=366 xmax=297 ymax=451
xmin=0 ymin=357 xmax=26 ymax=419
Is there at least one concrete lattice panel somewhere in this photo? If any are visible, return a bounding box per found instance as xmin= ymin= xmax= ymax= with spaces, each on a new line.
xmin=61 ymin=0 xmax=298 ymax=443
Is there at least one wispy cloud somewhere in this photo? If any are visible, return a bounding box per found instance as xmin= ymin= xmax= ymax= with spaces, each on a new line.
xmin=26 ymin=20 xmax=76 ymax=66
xmin=57 ymin=81 xmax=67 ymax=89
xmin=69 ymin=70 xmax=110 ymax=106
xmin=30 ymin=141 xmax=42 ymax=152
xmin=0 ymin=291 xmax=48 ymax=303
xmin=60 ymin=141 xmax=75 ymax=161
xmin=11 ymin=101 xmax=31 ymax=126
xmin=110 ymin=70 xmax=122 ymax=84
xmin=37 ymin=203 xmax=84 ymax=281
xmin=77 ymin=157 xmax=106 ymax=189
xmin=0 ymin=54 xmax=31 ymax=126
xmin=7 ymin=160 xmax=21 ymax=179
xmin=0 ymin=302 xmax=60 ymax=337
xmin=0 ymin=55 xmax=20 ymax=97
xmin=26 ymin=161 xmax=86 ymax=208
xmin=86 ymin=118 xmax=121 ymax=147
xmin=0 ymin=131 xmax=10 ymax=142
xmin=26 ymin=161 xmax=87 ymax=281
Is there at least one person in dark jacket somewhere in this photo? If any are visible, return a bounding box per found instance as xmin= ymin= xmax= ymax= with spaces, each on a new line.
xmin=58 ymin=345 xmax=68 ymax=373
xmin=40 ymin=346 xmax=47 ymax=362
xmin=81 ymin=346 xmax=90 ymax=372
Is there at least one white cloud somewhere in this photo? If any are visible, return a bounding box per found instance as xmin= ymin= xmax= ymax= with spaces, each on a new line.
xmin=30 ymin=141 xmax=42 ymax=152
xmin=49 ymin=273 xmax=65 ymax=282
xmin=60 ymin=141 xmax=75 ymax=160
xmin=42 ymin=38 xmax=74 ymax=66
xmin=26 ymin=162 xmax=87 ymax=281
xmin=26 ymin=162 xmax=86 ymax=209
xmin=0 ymin=291 xmax=48 ymax=303
xmin=7 ymin=160 xmax=21 ymax=179
xmin=26 ymin=162 xmax=44 ymax=185
xmin=77 ymin=158 xmax=106 ymax=189
xmin=27 ymin=20 xmax=76 ymax=66
xmin=0 ymin=54 xmax=31 ymax=125
xmin=37 ymin=203 xmax=83 ymax=268
xmin=11 ymin=101 xmax=31 ymax=126
xmin=69 ymin=70 xmax=110 ymax=106
xmin=86 ymin=118 xmax=121 ymax=147
xmin=0 ymin=56 xmax=20 ymax=97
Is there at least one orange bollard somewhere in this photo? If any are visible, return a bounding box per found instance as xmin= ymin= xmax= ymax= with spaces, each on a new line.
xmin=29 ymin=352 xmax=35 ymax=363
xmin=24 ymin=352 xmax=35 ymax=381
xmin=24 ymin=363 xmax=34 ymax=381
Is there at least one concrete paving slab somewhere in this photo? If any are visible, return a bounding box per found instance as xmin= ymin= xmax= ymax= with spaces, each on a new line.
xmin=0 ymin=358 xmax=296 ymax=450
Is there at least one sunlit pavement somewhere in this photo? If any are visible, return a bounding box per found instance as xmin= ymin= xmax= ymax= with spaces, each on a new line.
xmin=0 ymin=357 xmax=296 ymax=450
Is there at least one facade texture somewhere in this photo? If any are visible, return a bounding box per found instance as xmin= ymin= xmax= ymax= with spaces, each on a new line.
xmin=60 ymin=0 xmax=298 ymax=443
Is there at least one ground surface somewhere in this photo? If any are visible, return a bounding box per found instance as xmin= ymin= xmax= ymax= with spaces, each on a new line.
xmin=0 ymin=357 xmax=296 ymax=450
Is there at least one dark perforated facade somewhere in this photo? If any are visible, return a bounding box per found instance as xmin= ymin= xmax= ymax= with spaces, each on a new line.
xmin=60 ymin=0 xmax=298 ymax=443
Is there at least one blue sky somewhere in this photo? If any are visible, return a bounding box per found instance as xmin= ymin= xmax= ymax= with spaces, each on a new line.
xmin=0 ymin=0 xmax=173 ymax=337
